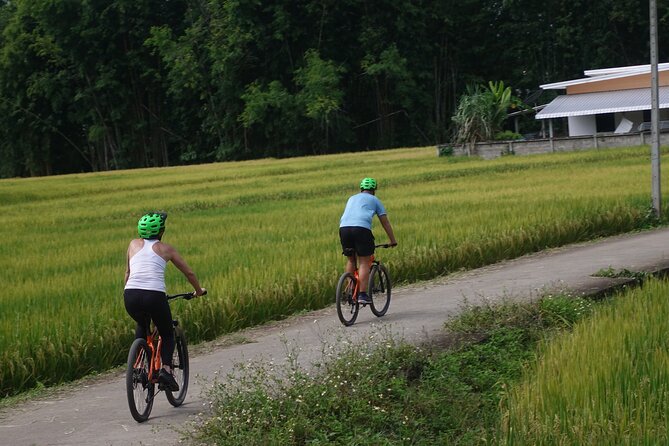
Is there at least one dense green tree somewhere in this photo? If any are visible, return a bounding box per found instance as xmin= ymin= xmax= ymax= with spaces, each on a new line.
xmin=293 ymin=49 xmax=345 ymax=152
xmin=495 ymin=0 xmax=669 ymax=93
xmin=2 ymin=0 xmax=669 ymax=177
xmin=0 ymin=0 xmax=189 ymax=177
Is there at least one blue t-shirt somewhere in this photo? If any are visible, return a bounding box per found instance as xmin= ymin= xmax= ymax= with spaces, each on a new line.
xmin=339 ymin=192 xmax=387 ymax=230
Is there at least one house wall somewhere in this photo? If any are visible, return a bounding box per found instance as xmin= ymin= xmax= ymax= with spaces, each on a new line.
xmin=568 ymin=115 xmax=597 ymax=136
xmin=566 ymin=71 xmax=669 ymax=94
xmin=439 ymin=131 xmax=669 ymax=160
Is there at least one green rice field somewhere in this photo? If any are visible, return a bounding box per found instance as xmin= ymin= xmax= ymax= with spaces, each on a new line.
xmin=0 ymin=145 xmax=667 ymax=396
xmin=501 ymin=277 xmax=669 ymax=445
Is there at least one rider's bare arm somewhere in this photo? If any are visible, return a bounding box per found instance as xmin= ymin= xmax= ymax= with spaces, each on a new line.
xmin=378 ymin=215 xmax=397 ymax=246
xmin=124 ymin=250 xmax=131 ymax=285
xmin=159 ymin=243 xmax=206 ymax=295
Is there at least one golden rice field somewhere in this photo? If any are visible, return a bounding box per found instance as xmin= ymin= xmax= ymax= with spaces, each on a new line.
xmin=0 ymin=145 xmax=667 ymax=396
xmin=501 ymin=277 xmax=669 ymax=445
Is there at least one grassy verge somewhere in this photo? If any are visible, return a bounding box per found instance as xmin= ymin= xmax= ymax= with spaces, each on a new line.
xmin=189 ymin=294 xmax=596 ymax=445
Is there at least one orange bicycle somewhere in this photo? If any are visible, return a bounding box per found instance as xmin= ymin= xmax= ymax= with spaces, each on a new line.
xmin=125 ymin=290 xmax=205 ymax=422
xmin=335 ymin=244 xmax=392 ymax=326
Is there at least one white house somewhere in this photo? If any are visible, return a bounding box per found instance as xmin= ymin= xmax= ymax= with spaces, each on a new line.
xmin=536 ymin=63 xmax=669 ymax=137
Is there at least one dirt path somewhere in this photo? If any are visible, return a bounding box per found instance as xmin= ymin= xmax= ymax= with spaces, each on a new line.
xmin=3 ymin=227 xmax=669 ymax=446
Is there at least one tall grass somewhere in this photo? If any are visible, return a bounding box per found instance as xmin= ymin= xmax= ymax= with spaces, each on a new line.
xmin=501 ymin=278 xmax=669 ymax=444
xmin=0 ymin=146 xmax=667 ymax=396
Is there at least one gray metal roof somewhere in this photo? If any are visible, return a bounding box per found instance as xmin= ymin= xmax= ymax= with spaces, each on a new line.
xmin=535 ymin=87 xmax=669 ymax=119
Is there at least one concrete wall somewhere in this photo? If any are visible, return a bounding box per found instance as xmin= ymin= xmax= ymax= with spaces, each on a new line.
xmin=439 ymin=131 xmax=669 ymax=160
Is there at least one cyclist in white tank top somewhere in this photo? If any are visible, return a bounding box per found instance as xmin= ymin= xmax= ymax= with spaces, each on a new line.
xmin=123 ymin=211 xmax=205 ymax=391
xmin=125 ymin=239 xmax=167 ymax=292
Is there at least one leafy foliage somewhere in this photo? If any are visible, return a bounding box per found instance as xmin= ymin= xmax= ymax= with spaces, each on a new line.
xmin=495 ymin=130 xmax=523 ymax=141
xmin=2 ymin=0 xmax=669 ymax=177
xmin=452 ymin=81 xmax=523 ymax=149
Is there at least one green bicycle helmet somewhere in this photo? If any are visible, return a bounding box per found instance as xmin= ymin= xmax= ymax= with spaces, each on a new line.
xmin=360 ymin=177 xmax=377 ymax=191
xmin=137 ymin=211 xmax=167 ymax=239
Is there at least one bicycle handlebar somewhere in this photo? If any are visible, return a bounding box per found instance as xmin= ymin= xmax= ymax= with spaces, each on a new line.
xmin=167 ymin=289 xmax=207 ymax=301
xmin=375 ymin=243 xmax=397 ymax=248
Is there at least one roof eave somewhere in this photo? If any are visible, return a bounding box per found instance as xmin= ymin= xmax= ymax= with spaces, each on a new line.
xmin=540 ymin=63 xmax=669 ymax=90
xmin=536 ymin=103 xmax=669 ymax=119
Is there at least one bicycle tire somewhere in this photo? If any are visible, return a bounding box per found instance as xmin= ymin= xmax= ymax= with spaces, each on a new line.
xmin=126 ymin=338 xmax=155 ymax=423
xmin=336 ymin=272 xmax=359 ymax=326
xmin=369 ymin=263 xmax=391 ymax=317
xmin=166 ymin=326 xmax=189 ymax=407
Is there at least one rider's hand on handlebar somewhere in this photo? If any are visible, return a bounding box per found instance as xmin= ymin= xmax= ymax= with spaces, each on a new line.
xmin=389 ymin=241 xmax=398 ymax=247
xmin=192 ymin=288 xmax=207 ymax=298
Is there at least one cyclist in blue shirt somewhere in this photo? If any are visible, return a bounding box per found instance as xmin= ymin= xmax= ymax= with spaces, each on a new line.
xmin=339 ymin=177 xmax=397 ymax=304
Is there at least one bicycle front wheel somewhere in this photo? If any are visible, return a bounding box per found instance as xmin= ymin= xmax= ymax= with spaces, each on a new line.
xmin=336 ymin=272 xmax=359 ymax=326
xmin=126 ymin=338 xmax=155 ymax=423
xmin=369 ymin=263 xmax=391 ymax=317
xmin=166 ymin=326 xmax=189 ymax=407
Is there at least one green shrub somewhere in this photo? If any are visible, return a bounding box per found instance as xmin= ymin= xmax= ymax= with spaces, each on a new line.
xmin=495 ymin=130 xmax=523 ymax=141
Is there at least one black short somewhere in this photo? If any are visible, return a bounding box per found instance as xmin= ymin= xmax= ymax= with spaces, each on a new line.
xmin=124 ymin=288 xmax=175 ymax=367
xmin=339 ymin=226 xmax=375 ymax=257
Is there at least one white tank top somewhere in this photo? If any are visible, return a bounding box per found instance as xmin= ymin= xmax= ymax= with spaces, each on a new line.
xmin=125 ymin=239 xmax=167 ymax=292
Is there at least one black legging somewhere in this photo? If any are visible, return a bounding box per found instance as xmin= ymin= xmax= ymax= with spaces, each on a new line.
xmin=124 ymin=289 xmax=175 ymax=367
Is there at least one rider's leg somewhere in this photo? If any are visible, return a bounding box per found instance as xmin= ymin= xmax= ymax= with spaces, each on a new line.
xmin=152 ymin=299 xmax=179 ymax=392
xmin=356 ymin=227 xmax=375 ymax=295
xmin=340 ymin=227 xmax=357 ymax=276
xmin=345 ymin=254 xmax=357 ymax=275
xmin=124 ymin=289 xmax=150 ymax=339
xmin=358 ymin=255 xmax=372 ymax=293
xmin=150 ymin=294 xmax=175 ymax=373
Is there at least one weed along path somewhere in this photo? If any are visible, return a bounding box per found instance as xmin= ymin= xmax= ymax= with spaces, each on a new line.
xmin=3 ymin=227 xmax=669 ymax=446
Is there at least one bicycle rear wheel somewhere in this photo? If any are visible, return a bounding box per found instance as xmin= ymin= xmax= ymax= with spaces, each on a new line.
xmin=336 ymin=272 xmax=359 ymax=326
xmin=126 ymin=338 xmax=155 ymax=423
xmin=166 ymin=326 xmax=189 ymax=407
xmin=369 ymin=263 xmax=391 ymax=317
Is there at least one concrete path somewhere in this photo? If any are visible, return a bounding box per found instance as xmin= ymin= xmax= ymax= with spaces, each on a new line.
xmin=3 ymin=227 xmax=669 ymax=446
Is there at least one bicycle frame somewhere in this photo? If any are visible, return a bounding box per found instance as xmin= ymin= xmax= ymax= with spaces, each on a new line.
xmin=336 ymin=244 xmax=391 ymax=326
xmin=349 ymin=242 xmax=393 ymax=295
xmin=351 ymin=254 xmax=377 ymax=302
xmin=126 ymin=290 xmax=204 ymax=422
xmin=133 ymin=327 xmax=162 ymax=387
xmin=132 ymin=292 xmax=196 ymax=388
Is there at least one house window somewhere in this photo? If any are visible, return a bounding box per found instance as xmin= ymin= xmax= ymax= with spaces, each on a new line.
xmin=596 ymin=113 xmax=615 ymax=133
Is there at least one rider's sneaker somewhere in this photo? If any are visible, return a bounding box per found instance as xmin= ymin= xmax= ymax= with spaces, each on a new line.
xmin=357 ymin=292 xmax=371 ymax=304
xmin=158 ymin=368 xmax=179 ymax=391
